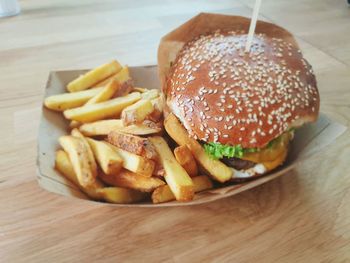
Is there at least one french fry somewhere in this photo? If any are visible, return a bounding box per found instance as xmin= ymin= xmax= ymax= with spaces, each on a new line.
xmin=69 ymin=80 xmax=120 ymax=128
xmin=106 ymin=142 xmax=155 ymax=177
xmin=79 ymin=119 xmax=161 ymax=136
xmin=149 ymin=136 xmax=194 ymax=201
xmin=151 ymin=94 xmax=165 ymax=112
xmin=174 ymin=145 xmax=198 ymax=177
xmin=85 ymin=80 xmax=119 ymax=105
xmin=153 ymin=161 xmax=166 ymax=177
xmin=141 ymin=89 xmax=159 ymax=100
xmin=133 ymin=87 xmax=147 ymax=93
xmin=121 ymin=99 xmax=154 ymax=125
xmin=69 ymin=120 xmax=81 ymax=129
xmin=55 ymin=150 xmax=103 ymax=200
xmin=67 ymin=60 xmax=122 ymax=92
xmin=96 ymin=187 xmax=147 ymax=204
xmin=120 ymin=123 xmax=162 ymax=135
xmin=93 ymin=66 xmax=130 ymax=88
xmin=152 ymin=175 xmax=213 ymax=204
xmin=63 ymin=92 xmax=141 ymax=123
xmin=164 ymin=113 xmax=233 ymax=183
xmin=44 ymin=87 xmax=104 ymax=111
xmin=59 ymin=136 xmax=97 ymax=188
xmin=144 ymin=95 xmax=165 ymax=123
xmin=86 ymin=138 xmax=123 ymax=175
xmin=99 ymin=170 xmax=165 ymax=192
xmin=56 ymin=150 xmax=145 ymax=203
xmin=70 ymin=128 xmax=98 ymax=175
xmin=107 ymin=131 xmax=157 ymax=160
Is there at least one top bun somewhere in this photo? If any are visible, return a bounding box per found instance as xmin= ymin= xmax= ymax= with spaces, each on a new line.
xmin=166 ymin=31 xmax=320 ymax=148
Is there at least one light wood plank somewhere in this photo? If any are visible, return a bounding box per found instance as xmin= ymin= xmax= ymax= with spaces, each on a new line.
xmin=0 ymin=0 xmax=349 ymax=262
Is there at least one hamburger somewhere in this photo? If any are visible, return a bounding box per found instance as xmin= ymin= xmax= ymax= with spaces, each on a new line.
xmin=165 ymin=30 xmax=320 ymax=178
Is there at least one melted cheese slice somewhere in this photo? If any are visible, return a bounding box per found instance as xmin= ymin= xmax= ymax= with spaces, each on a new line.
xmin=241 ymin=133 xmax=291 ymax=163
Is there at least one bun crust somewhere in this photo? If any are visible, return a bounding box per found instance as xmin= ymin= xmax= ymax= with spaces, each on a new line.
xmin=166 ymin=31 xmax=320 ymax=148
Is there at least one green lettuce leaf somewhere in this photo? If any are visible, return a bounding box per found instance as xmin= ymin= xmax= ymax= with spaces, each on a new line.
xmin=204 ymin=143 xmax=245 ymax=160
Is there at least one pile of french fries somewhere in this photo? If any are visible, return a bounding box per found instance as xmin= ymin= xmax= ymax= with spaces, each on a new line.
xmin=44 ymin=60 xmax=219 ymax=204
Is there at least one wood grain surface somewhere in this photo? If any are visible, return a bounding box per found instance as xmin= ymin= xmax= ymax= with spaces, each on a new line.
xmin=1 ymin=0 xmax=350 ymax=262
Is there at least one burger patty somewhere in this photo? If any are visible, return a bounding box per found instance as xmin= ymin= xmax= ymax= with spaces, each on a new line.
xmin=222 ymin=157 xmax=256 ymax=170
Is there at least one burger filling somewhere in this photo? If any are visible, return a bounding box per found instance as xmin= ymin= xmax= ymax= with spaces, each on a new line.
xmin=203 ymin=131 xmax=293 ymax=171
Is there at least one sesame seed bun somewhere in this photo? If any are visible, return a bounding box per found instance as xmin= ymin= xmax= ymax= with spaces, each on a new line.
xmin=166 ymin=31 xmax=320 ymax=149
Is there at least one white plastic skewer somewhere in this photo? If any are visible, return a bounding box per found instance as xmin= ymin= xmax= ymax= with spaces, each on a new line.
xmin=245 ymin=0 xmax=262 ymax=52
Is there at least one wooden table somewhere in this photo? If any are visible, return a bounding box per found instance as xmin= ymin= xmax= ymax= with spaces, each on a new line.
xmin=1 ymin=0 xmax=350 ymax=262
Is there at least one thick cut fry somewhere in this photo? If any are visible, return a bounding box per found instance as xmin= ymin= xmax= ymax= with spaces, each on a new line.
xmin=107 ymin=131 xmax=157 ymax=160
xmin=44 ymin=87 xmax=104 ymax=111
xmin=69 ymin=120 xmax=81 ymax=129
xmin=86 ymin=138 xmax=123 ymax=175
xmin=67 ymin=60 xmax=122 ymax=92
xmin=145 ymin=95 xmax=165 ymax=123
xmin=151 ymin=95 xmax=165 ymax=112
xmin=70 ymin=129 xmax=98 ymax=175
xmin=149 ymin=136 xmax=194 ymax=201
xmin=153 ymin=161 xmax=165 ymax=177
xmin=69 ymin=80 xmax=120 ymax=128
xmin=96 ymin=187 xmax=146 ymax=204
xmin=100 ymin=170 xmax=165 ymax=192
xmin=152 ymin=175 xmax=213 ymax=203
xmin=164 ymin=113 xmax=233 ymax=183
xmin=55 ymin=150 xmax=103 ymax=199
xmin=59 ymin=136 xmax=97 ymax=188
xmin=85 ymin=80 xmax=119 ymax=105
xmin=120 ymin=123 xmax=162 ymax=135
xmin=79 ymin=119 xmax=161 ymax=136
xmin=121 ymin=99 xmax=154 ymax=125
xmin=174 ymin=145 xmax=198 ymax=177
xmin=133 ymin=87 xmax=147 ymax=93
xmin=141 ymin=89 xmax=159 ymax=100
xmin=93 ymin=66 xmax=130 ymax=88
xmin=106 ymin=142 xmax=155 ymax=177
xmin=64 ymin=92 xmax=141 ymax=123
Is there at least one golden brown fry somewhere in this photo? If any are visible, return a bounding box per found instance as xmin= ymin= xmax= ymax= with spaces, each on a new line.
xmin=69 ymin=80 xmax=120 ymax=128
xmin=67 ymin=60 xmax=122 ymax=92
xmin=141 ymin=89 xmax=159 ymax=100
xmin=174 ymin=145 xmax=198 ymax=177
xmin=85 ymin=80 xmax=119 ymax=105
xmin=86 ymin=138 xmax=123 ymax=175
xmin=70 ymin=128 xmax=98 ymax=175
xmin=151 ymin=94 xmax=165 ymax=112
xmin=79 ymin=119 xmax=161 ymax=136
xmin=69 ymin=120 xmax=81 ymax=129
xmin=152 ymin=175 xmax=213 ymax=203
xmin=63 ymin=92 xmax=141 ymax=123
xmin=149 ymin=136 xmax=194 ymax=201
xmin=153 ymin=161 xmax=166 ymax=177
xmin=44 ymin=87 xmax=104 ymax=111
xmin=99 ymin=170 xmax=165 ymax=192
xmin=96 ymin=187 xmax=147 ymax=204
xmin=121 ymin=99 xmax=154 ymax=126
xmin=58 ymin=136 xmax=97 ymax=188
xmin=55 ymin=150 xmax=103 ymax=200
xmin=106 ymin=142 xmax=155 ymax=177
xmin=93 ymin=66 xmax=130 ymax=88
xmin=107 ymin=131 xmax=157 ymax=160
xmin=164 ymin=113 xmax=233 ymax=183
xmin=120 ymin=123 xmax=162 ymax=135
xmin=79 ymin=119 xmax=124 ymax=136
xmin=133 ymin=87 xmax=147 ymax=93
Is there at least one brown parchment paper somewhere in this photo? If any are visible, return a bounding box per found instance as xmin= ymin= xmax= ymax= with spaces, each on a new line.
xmin=37 ymin=66 xmax=347 ymax=207
xmin=37 ymin=13 xmax=347 ymax=207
